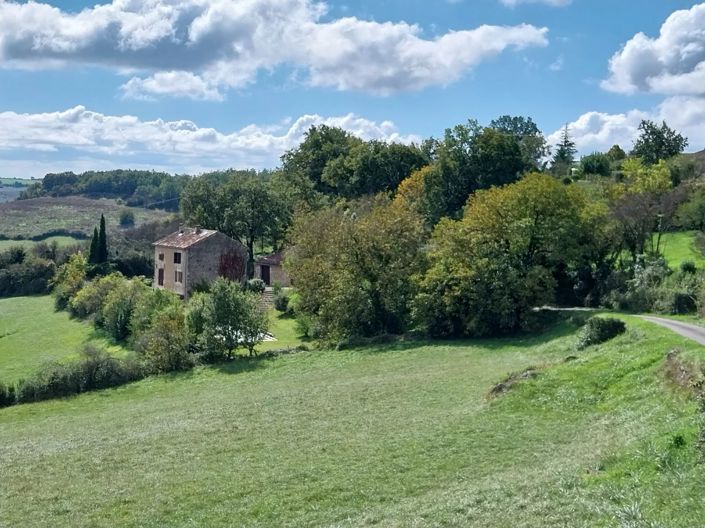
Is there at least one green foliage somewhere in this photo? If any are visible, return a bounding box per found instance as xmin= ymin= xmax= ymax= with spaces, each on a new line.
xmin=488 ymin=115 xmax=549 ymax=171
xmin=631 ymin=120 xmax=688 ymax=165
xmin=52 ymin=252 xmax=88 ymax=309
xmin=607 ymin=144 xmax=627 ymax=162
xmin=274 ymin=292 xmax=289 ymax=312
xmin=245 ymin=278 xmax=266 ymax=294
xmin=577 ymin=317 xmax=626 ymax=349
xmin=188 ymin=278 xmax=269 ymax=360
xmin=416 ymin=173 xmax=610 ymax=337
xmin=550 ymin=125 xmax=577 ymax=177
xmin=136 ymin=305 xmax=194 ymax=373
xmin=580 ymin=152 xmax=611 ymax=177
xmin=288 ymin=197 xmax=426 ymax=340
xmin=129 ymin=287 xmax=182 ymax=337
xmin=69 ymin=272 xmax=125 ymax=321
xmin=100 ymin=278 xmax=149 ymax=341
xmin=88 ymin=227 xmax=99 ymax=263
xmin=675 ymin=188 xmax=705 ymax=230
xmin=0 ymin=247 xmax=55 ymax=297
xmin=119 ymin=209 xmax=135 ymax=227
xmin=97 ymin=214 xmax=108 ymax=263
xmin=12 ymin=345 xmax=145 ymax=405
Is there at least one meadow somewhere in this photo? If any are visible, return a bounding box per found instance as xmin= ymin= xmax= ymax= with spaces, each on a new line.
xmin=0 ymin=296 xmax=128 ymax=384
xmin=0 ymin=196 xmax=171 ymax=240
xmin=0 ymin=235 xmax=84 ymax=252
xmin=1 ymin=311 xmax=704 ymax=527
xmin=657 ymin=230 xmax=705 ymax=268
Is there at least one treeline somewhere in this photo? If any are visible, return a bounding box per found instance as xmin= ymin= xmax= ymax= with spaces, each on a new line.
xmin=20 ymin=169 xmax=190 ymax=211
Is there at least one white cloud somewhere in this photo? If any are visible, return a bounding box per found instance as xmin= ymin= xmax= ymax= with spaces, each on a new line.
xmin=0 ymin=105 xmax=420 ymax=178
xmin=499 ymin=0 xmax=571 ymax=7
xmin=0 ymin=0 xmax=549 ymax=99
xmin=602 ymin=3 xmax=705 ymax=95
xmin=548 ymin=55 xmax=563 ymax=71
xmin=547 ymin=96 xmax=705 ymax=155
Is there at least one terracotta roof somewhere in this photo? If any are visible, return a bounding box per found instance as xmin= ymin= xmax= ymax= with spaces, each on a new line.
xmin=152 ymin=227 xmax=218 ymax=249
xmin=256 ymin=250 xmax=286 ymax=266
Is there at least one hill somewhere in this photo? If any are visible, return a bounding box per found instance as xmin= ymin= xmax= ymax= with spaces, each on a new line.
xmin=684 ymin=149 xmax=705 ymax=176
xmin=1 ymin=315 xmax=704 ymax=526
xmin=0 ymin=196 xmax=172 ymax=240
xmin=0 ymin=296 xmax=128 ymax=383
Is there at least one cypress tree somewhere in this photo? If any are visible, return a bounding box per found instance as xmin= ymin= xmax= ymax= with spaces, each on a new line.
xmin=98 ymin=214 xmax=108 ymax=263
xmin=89 ymin=227 xmax=99 ymax=264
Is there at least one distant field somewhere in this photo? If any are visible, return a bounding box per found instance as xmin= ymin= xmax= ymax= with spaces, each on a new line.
xmin=0 ymin=296 xmax=128 ymax=384
xmin=0 ymin=178 xmax=31 ymax=186
xmin=657 ymin=230 xmax=705 ymax=268
xmin=0 ymin=186 xmax=23 ymax=204
xmin=0 ymin=196 xmax=171 ymax=239
xmin=0 ymin=235 xmax=84 ymax=252
xmin=1 ymin=315 xmax=705 ymax=526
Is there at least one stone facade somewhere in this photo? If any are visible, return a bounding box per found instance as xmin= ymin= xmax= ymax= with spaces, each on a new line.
xmin=254 ymin=250 xmax=291 ymax=287
xmin=153 ymin=228 xmax=247 ymax=298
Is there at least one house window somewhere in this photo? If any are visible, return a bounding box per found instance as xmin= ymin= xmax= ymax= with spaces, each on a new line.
xmin=158 ymin=269 xmax=164 ymax=286
xmin=158 ymin=253 xmax=164 ymax=261
xmin=175 ymin=270 xmax=183 ymax=284
xmin=174 ymin=252 xmax=182 ymax=264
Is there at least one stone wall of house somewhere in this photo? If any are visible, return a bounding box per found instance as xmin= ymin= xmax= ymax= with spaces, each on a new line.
xmin=186 ymin=233 xmax=247 ymax=293
xmin=255 ymin=263 xmax=291 ymax=287
xmin=154 ymin=245 xmax=187 ymax=297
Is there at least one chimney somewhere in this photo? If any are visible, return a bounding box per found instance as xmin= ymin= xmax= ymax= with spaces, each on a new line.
xmin=179 ymin=224 xmax=184 ymax=234
xmin=195 ymin=225 xmax=201 ymax=234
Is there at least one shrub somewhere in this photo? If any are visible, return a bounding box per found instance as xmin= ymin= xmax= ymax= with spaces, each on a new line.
xmin=119 ymin=209 xmax=135 ymax=227
xmin=69 ymin=272 xmax=124 ymax=320
xmin=245 ymin=278 xmax=266 ymax=294
xmin=129 ymin=287 xmax=181 ymax=337
xmin=136 ymin=306 xmax=194 ymax=373
xmin=0 ymin=382 xmax=16 ymax=408
xmin=100 ymin=278 xmax=149 ymax=340
xmin=14 ymin=345 xmax=146 ymax=404
xmin=680 ymin=261 xmax=697 ymax=274
xmin=274 ymin=292 xmax=289 ymax=312
xmin=52 ymin=252 xmax=88 ymax=310
xmin=577 ymin=317 xmax=626 ymax=349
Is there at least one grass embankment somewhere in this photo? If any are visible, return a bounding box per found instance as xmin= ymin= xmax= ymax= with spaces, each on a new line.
xmin=1 ymin=314 xmax=704 ymax=526
xmin=0 ymin=296 xmax=127 ymax=384
xmin=657 ymin=230 xmax=705 ymax=268
xmin=0 ymin=196 xmax=171 ymax=239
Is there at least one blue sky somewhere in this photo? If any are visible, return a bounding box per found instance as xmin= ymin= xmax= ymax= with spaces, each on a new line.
xmin=0 ymin=0 xmax=703 ymax=178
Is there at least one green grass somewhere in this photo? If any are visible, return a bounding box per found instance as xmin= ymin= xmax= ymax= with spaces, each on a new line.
xmin=2 ymin=313 xmax=704 ymax=526
xmin=656 ymin=230 xmax=705 ymax=268
xmin=0 ymin=177 xmax=31 ymax=186
xmin=0 ymin=235 xmax=85 ymax=252
xmin=259 ymin=310 xmax=305 ymax=351
xmin=0 ymin=296 xmax=127 ymax=384
xmin=0 ymin=196 xmax=171 ymax=239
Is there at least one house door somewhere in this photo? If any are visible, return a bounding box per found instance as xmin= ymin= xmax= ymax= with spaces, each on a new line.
xmin=260 ymin=265 xmax=271 ymax=285
xmin=158 ymin=268 xmax=164 ymax=286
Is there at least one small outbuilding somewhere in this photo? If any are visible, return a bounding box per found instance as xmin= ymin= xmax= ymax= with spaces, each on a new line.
xmin=254 ymin=250 xmax=291 ymax=287
xmin=152 ymin=226 xmax=247 ymax=298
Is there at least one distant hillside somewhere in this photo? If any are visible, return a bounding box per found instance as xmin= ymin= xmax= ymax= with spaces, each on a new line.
xmin=684 ymin=149 xmax=705 ymax=176
xmin=0 ymin=196 xmax=172 ymax=240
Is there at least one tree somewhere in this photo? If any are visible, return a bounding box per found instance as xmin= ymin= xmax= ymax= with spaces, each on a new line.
xmin=97 ymin=214 xmax=108 ymax=263
xmin=415 ymin=174 xmax=610 ymax=337
xmin=580 ymin=152 xmax=611 ymax=177
xmin=88 ymin=227 xmax=99 ymax=264
xmin=631 ymin=120 xmax=688 ymax=165
xmin=181 ymin=176 xmax=290 ymax=277
xmin=288 ymin=196 xmax=427 ymax=340
xmin=550 ymin=125 xmax=577 ymax=178
xmin=488 ymin=115 xmax=550 ymax=171
xmin=52 ymin=252 xmax=88 ymax=309
xmin=188 ymin=278 xmax=269 ymax=360
xmin=606 ymin=144 xmax=627 ymax=162
xmin=138 ymin=305 xmax=193 ymax=373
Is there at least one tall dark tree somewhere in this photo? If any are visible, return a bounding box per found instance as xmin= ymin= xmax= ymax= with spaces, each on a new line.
xmin=88 ymin=227 xmax=99 ymax=264
xmin=550 ymin=125 xmax=577 ymax=178
xmin=97 ymin=214 xmax=108 ymax=263
xmin=606 ymin=144 xmax=627 ymax=162
xmin=631 ymin=120 xmax=688 ymax=165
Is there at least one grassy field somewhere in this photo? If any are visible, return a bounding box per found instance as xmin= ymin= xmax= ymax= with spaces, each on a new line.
xmin=0 ymin=196 xmax=171 ymax=239
xmin=0 ymin=178 xmax=31 ymax=186
xmin=657 ymin=230 xmax=705 ymax=268
xmin=1 ymin=312 xmax=704 ymax=526
xmin=0 ymin=296 xmax=127 ymax=384
xmin=0 ymin=235 xmax=85 ymax=252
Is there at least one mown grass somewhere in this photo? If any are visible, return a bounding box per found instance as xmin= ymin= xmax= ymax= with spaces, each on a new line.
xmin=657 ymin=230 xmax=705 ymax=268
xmin=1 ymin=313 xmax=704 ymax=527
xmin=0 ymin=296 xmax=127 ymax=384
xmin=0 ymin=235 xmax=84 ymax=252
xmin=0 ymin=196 xmax=171 ymax=239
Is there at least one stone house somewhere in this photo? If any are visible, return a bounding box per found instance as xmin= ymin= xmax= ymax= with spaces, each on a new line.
xmin=152 ymin=227 xmax=247 ymax=298
xmin=254 ymin=250 xmax=291 ymax=287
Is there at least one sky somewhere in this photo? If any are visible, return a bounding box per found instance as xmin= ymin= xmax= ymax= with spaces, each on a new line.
xmin=0 ymin=0 xmax=703 ymax=178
